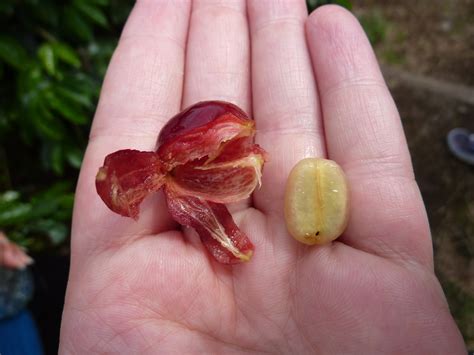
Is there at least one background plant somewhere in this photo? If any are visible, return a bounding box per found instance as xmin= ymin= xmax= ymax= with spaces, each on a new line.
xmin=307 ymin=0 xmax=352 ymax=11
xmin=0 ymin=0 xmax=134 ymax=251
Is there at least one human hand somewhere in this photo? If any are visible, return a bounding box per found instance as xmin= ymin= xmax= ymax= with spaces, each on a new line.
xmin=59 ymin=1 xmax=465 ymax=353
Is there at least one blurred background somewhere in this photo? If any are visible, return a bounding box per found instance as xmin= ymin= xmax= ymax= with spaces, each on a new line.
xmin=0 ymin=0 xmax=472 ymax=353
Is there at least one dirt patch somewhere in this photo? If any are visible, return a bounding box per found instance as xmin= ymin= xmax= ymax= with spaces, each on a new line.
xmin=387 ymin=78 xmax=474 ymax=288
xmin=354 ymin=0 xmax=474 ymax=86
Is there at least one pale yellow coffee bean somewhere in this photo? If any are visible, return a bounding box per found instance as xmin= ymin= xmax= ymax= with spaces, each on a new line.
xmin=284 ymin=158 xmax=349 ymax=245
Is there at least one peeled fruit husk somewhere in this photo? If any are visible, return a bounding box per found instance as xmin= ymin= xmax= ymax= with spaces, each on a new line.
xmin=95 ymin=101 xmax=267 ymax=264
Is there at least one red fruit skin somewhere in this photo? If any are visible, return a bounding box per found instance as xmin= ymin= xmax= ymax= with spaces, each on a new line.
xmin=95 ymin=101 xmax=267 ymax=264
xmin=96 ymin=150 xmax=165 ymax=218
xmin=169 ymin=153 xmax=263 ymax=203
xmin=157 ymin=101 xmax=248 ymax=146
xmin=211 ymin=136 xmax=268 ymax=164
xmin=164 ymin=186 xmax=254 ymax=264
xmin=157 ymin=101 xmax=255 ymax=168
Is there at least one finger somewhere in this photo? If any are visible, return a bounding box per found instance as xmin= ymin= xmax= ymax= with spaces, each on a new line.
xmin=182 ymin=0 xmax=250 ymax=111
xmin=182 ymin=0 xmax=251 ymax=212
xmin=247 ymin=0 xmax=325 ymax=217
xmin=73 ymin=0 xmax=191 ymax=253
xmin=306 ymin=6 xmax=432 ymax=266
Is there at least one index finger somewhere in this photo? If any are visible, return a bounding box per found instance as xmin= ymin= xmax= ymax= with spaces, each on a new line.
xmin=73 ymin=1 xmax=191 ymax=253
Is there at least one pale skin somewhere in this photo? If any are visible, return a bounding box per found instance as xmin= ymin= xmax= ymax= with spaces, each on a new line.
xmin=59 ymin=1 xmax=466 ymax=354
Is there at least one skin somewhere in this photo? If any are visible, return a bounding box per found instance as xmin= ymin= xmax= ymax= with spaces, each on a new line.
xmin=59 ymin=1 xmax=466 ymax=354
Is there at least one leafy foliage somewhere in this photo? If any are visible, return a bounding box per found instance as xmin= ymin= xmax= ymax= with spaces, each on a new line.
xmin=358 ymin=10 xmax=388 ymax=45
xmin=307 ymin=0 xmax=352 ymax=12
xmin=0 ymin=186 xmax=74 ymax=249
xmin=0 ymin=0 xmax=133 ymax=252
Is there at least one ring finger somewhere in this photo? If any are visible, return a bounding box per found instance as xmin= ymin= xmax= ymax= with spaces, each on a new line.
xmin=248 ymin=0 xmax=325 ymax=218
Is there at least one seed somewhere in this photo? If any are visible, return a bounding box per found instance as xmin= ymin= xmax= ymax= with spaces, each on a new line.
xmin=284 ymin=158 xmax=349 ymax=245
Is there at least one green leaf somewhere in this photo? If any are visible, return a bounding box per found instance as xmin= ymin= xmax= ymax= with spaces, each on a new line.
xmin=66 ymin=147 xmax=83 ymax=169
xmin=30 ymin=196 xmax=59 ymax=219
xmin=87 ymin=40 xmax=115 ymax=76
xmin=45 ymin=90 xmax=89 ymax=124
xmin=109 ymin=0 xmax=133 ymax=25
xmin=0 ymin=203 xmax=32 ymax=226
xmin=58 ymin=194 xmax=74 ymax=211
xmin=64 ymin=72 xmax=100 ymax=98
xmin=31 ymin=189 xmax=63 ymax=219
xmin=334 ymin=0 xmax=352 ymax=10
xmin=34 ymin=219 xmax=68 ymax=245
xmin=51 ymin=144 xmax=64 ymax=175
xmin=28 ymin=184 xmax=74 ymax=221
xmin=55 ymin=86 xmax=92 ymax=108
xmin=306 ymin=0 xmax=320 ymax=10
xmin=0 ymin=192 xmax=22 ymax=215
xmin=88 ymin=0 xmax=109 ymax=6
xmin=0 ymin=191 xmax=19 ymax=204
xmin=51 ymin=42 xmax=81 ymax=68
xmin=54 ymin=198 xmax=74 ymax=221
xmin=0 ymin=35 xmax=30 ymax=70
xmin=34 ymin=1 xmax=59 ymax=27
xmin=31 ymin=98 xmax=65 ymax=141
xmin=64 ymin=8 xmax=94 ymax=41
xmin=17 ymin=66 xmax=43 ymax=99
xmin=73 ymin=0 xmax=108 ymax=27
xmin=37 ymin=181 xmax=72 ymax=198
xmin=35 ymin=114 xmax=65 ymax=141
xmin=359 ymin=11 xmax=387 ymax=45
xmin=306 ymin=0 xmax=352 ymax=11
xmin=38 ymin=43 xmax=56 ymax=75
xmin=48 ymin=222 xmax=68 ymax=245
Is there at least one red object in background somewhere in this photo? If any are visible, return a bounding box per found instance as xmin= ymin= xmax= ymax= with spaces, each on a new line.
xmin=96 ymin=101 xmax=267 ymax=264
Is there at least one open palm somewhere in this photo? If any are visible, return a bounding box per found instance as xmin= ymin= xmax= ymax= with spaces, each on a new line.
xmin=59 ymin=1 xmax=465 ymax=353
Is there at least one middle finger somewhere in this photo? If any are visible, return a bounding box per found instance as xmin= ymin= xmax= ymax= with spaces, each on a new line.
xmin=181 ymin=0 xmax=251 ymax=213
xmin=182 ymin=0 xmax=250 ymax=111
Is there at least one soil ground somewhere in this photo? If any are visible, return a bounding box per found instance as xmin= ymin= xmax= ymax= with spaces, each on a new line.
xmin=353 ymin=0 xmax=474 ymax=347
